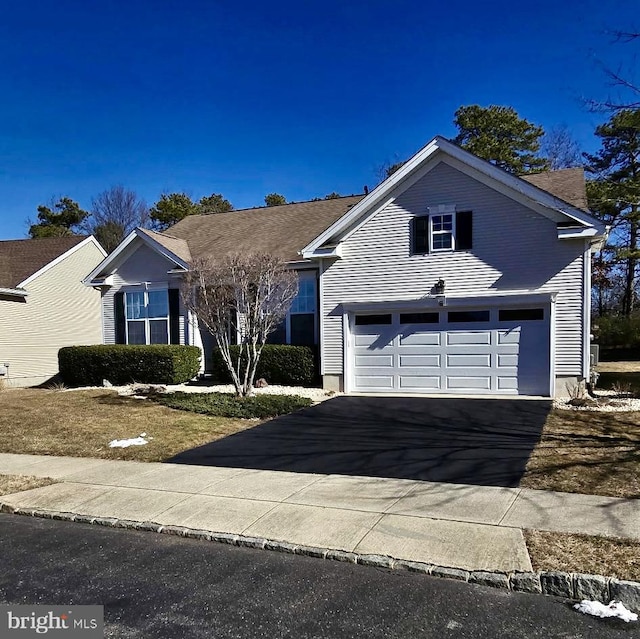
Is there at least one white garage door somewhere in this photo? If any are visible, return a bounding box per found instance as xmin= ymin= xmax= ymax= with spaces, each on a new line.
xmin=350 ymin=306 xmax=550 ymax=396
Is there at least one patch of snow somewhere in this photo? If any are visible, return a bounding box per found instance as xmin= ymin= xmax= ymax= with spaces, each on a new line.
xmin=574 ymin=600 xmax=637 ymax=623
xmin=108 ymin=434 xmax=150 ymax=448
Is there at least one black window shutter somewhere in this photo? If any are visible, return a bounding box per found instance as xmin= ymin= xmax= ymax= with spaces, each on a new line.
xmin=168 ymin=288 xmax=181 ymax=344
xmin=456 ymin=211 xmax=473 ymax=251
xmin=114 ymin=291 xmax=126 ymax=344
xmin=412 ymin=215 xmax=429 ymax=254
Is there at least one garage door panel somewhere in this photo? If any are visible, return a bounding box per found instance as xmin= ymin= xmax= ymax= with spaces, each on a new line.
xmin=399 ymin=332 xmax=440 ymax=346
xmin=399 ymin=354 xmax=441 ymax=367
xmin=497 ymin=377 xmax=518 ymax=390
xmin=446 ymin=332 xmax=491 ymax=345
xmin=354 ymin=375 xmax=394 ymax=389
xmin=354 ymin=354 xmax=394 ymax=368
xmin=446 ymin=353 xmax=491 ymax=367
xmin=399 ymin=376 xmax=441 ymax=390
xmin=497 ymin=354 xmax=518 ymax=367
xmin=446 ymin=376 xmax=492 ymax=390
xmin=498 ymin=330 xmax=520 ymax=344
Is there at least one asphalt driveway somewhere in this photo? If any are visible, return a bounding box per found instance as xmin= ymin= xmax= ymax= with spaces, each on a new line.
xmin=169 ymin=396 xmax=551 ymax=487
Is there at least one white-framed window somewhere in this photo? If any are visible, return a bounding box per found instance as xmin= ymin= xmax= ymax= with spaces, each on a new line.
xmin=430 ymin=213 xmax=455 ymax=252
xmin=125 ymin=289 xmax=169 ymax=345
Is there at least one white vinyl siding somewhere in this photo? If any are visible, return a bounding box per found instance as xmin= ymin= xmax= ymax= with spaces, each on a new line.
xmin=0 ymin=241 xmax=104 ymax=387
xmin=101 ymin=240 xmax=186 ymax=345
xmin=321 ymin=160 xmax=586 ymax=378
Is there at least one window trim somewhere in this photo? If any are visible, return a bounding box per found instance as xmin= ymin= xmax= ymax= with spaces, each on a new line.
xmin=124 ymin=287 xmax=170 ymax=345
xmin=430 ymin=212 xmax=456 ymax=252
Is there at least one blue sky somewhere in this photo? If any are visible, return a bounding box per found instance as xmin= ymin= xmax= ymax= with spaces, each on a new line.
xmin=0 ymin=0 xmax=637 ymax=239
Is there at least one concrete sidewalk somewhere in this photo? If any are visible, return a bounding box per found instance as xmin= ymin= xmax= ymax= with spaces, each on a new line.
xmin=1 ymin=453 xmax=639 ymax=574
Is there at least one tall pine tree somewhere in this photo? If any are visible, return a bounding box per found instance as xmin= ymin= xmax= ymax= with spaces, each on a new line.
xmin=585 ymin=109 xmax=640 ymax=316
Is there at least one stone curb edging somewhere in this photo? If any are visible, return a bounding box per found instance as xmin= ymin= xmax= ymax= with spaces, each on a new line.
xmin=2 ymin=502 xmax=639 ymax=612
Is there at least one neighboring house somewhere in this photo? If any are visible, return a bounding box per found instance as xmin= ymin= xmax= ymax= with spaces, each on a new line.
xmin=0 ymin=236 xmax=106 ymax=387
xmin=84 ymin=137 xmax=607 ymax=397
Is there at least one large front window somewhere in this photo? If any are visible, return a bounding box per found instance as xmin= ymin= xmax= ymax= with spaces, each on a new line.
xmin=125 ymin=289 xmax=169 ymax=344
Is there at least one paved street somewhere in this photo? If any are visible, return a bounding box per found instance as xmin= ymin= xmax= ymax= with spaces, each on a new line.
xmin=0 ymin=515 xmax=633 ymax=639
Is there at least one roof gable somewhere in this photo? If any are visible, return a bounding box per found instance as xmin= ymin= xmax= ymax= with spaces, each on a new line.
xmin=302 ymin=137 xmax=606 ymax=257
xmin=0 ymin=236 xmax=95 ymax=289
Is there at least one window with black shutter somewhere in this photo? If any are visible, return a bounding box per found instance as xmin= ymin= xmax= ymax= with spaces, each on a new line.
xmin=412 ymin=210 xmax=473 ymax=254
xmin=411 ymin=216 xmax=429 ymax=254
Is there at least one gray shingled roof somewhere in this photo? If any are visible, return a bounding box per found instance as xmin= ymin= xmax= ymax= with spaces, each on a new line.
xmin=521 ymin=167 xmax=589 ymax=211
xmin=159 ymin=169 xmax=590 ymax=264
xmin=167 ymin=196 xmax=363 ymax=262
xmin=0 ymin=236 xmax=88 ymax=289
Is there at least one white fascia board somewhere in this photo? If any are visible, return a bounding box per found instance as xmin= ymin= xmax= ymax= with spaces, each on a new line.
xmin=20 ymin=236 xmax=107 ymax=288
xmin=83 ymin=229 xmax=139 ymax=284
xmin=557 ymin=227 xmax=600 ymax=239
xmin=83 ymin=229 xmax=189 ymax=286
xmin=302 ymin=136 xmax=607 ymax=255
xmin=0 ymin=287 xmax=28 ymax=298
xmin=301 ymin=245 xmax=342 ymax=259
xmin=341 ymin=291 xmax=557 ymax=313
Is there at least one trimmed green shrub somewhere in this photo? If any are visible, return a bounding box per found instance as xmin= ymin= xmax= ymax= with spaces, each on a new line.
xmin=157 ymin=392 xmax=313 ymax=419
xmin=208 ymin=344 xmax=317 ymax=387
xmin=58 ymin=345 xmax=201 ymax=386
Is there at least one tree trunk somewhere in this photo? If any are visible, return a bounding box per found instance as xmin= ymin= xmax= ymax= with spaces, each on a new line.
xmin=623 ymin=206 xmax=639 ymax=316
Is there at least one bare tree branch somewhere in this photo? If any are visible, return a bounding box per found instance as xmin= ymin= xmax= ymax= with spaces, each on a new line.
xmin=181 ymin=254 xmax=298 ymax=397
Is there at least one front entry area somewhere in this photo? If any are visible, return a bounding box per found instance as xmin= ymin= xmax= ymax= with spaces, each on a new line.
xmin=348 ymin=304 xmax=551 ymax=396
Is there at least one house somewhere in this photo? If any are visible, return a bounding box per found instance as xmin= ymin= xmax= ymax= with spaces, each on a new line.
xmin=0 ymin=236 xmax=106 ymax=387
xmin=84 ymin=137 xmax=607 ymax=397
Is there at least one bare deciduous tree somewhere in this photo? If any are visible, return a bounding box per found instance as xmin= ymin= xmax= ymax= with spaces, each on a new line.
xmin=182 ymin=254 xmax=298 ymax=397
xmin=540 ymin=125 xmax=583 ymax=170
xmin=85 ymin=186 xmax=149 ymax=252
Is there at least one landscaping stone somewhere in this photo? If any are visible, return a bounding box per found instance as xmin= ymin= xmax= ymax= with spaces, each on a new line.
xmin=182 ymin=529 xmax=213 ymax=541
xmin=573 ymin=573 xmax=609 ymax=602
xmin=237 ymin=536 xmax=267 ymax=549
xmin=265 ymin=540 xmax=298 ymax=554
xmin=210 ymin=532 xmax=238 ymax=545
xmin=609 ymin=579 xmax=640 ymax=613
xmin=430 ymin=566 xmax=469 ymax=582
xmin=357 ymin=554 xmax=395 ymax=569
xmin=92 ymin=517 xmax=119 ymax=527
xmin=160 ymin=525 xmax=189 ymax=537
xmin=540 ymin=571 xmax=573 ymax=598
xmin=73 ymin=514 xmax=96 ymax=524
xmin=295 ymin=545 xmax=328 ymax=559
xmin=394 ymin=560 xmax=433 ymax=574
xmin=325 ymin=550 xmax=357 ymax=563
xmin=133 ymin=522 xmax=162 ymax=532
xmin=510 ymin=572 xmax=542 ymax=594
xmin=469 ymin=571 xmax=509 ymax=589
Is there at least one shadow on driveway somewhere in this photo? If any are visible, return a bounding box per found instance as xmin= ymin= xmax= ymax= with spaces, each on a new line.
xmin=167 ymin=396 xmax=551 ymax=487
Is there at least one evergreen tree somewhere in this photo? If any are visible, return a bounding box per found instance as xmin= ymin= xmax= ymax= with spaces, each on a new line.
xmin=585 ymin=109 xmax=640 ymax=315
xmin=453 ymin=105 xmax=548 ymax=173
xmin=29 ymin=197 xmax=89 ymax=238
